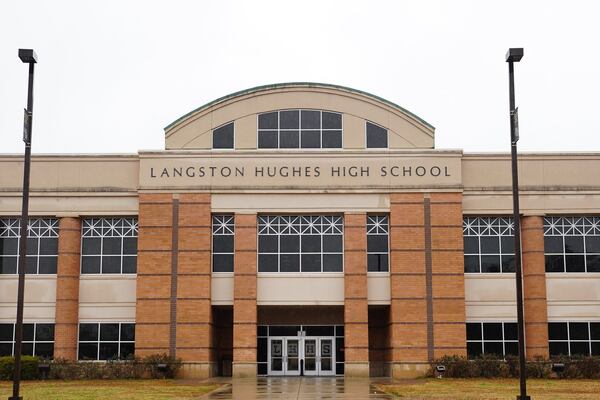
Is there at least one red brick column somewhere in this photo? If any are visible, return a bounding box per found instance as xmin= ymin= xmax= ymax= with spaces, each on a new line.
xmin=176 ymin=194 xmax=214 ymax=377
xmin=429 ymin=193 xmax=466 ymax=359
xmin=54 ymin=217 xmax=81 ymax=360
xmin=135 ymin=194 xmax=173 ymax=357
xmin=521 ymin=216 xmax=549 ymax=358
xmin=389 ymin=193 xmax=428 ymax=377
xmin=233 ymin=213 xmax=257 ymax=377
xmin=344 ymin=212 xmax=369 ymax=376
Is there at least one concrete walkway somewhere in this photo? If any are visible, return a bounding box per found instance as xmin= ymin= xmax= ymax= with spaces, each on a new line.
xmin=204 ymin=377 xmax=393 ymax=399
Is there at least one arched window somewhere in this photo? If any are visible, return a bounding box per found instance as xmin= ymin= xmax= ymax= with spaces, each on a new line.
xmin=213 ymin=122 xmax=234 ymax=149
xmin=258 ymin=110 xmax=342 ymax=149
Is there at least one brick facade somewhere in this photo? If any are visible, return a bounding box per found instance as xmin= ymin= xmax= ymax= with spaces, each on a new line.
xmin=233 ymin=213 xmax=258 ymax=377
xmin=53 ymin=217 xmax=81 ymax=360
xmin=344 ymin=212 xmax=369 ymax=376
xmin=521 ymin=216 xmax=549 ymax=358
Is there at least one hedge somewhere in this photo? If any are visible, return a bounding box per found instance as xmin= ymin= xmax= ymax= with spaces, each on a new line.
xmin=0 ymin=356 xmax=39 ymax=380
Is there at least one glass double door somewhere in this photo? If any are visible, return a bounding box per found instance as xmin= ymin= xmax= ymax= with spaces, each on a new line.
xmin=268 ymin=337 xmax=335 ymax=376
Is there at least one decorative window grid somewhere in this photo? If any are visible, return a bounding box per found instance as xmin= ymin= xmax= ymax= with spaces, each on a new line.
xmin=0 ymin=323 xmax=55 ymax=358
xmin=367 ymin=215 xmax=389 ymax=272
xmin=257 ymin=109 xmax=343 ymax=149
xmin=212 ymin=215 xmax=234 ymax=272
xmin=466 ymin=322 xmax=518 ymax=359
xmin=548 ymin=322 xmax=600 ymax=356
xmin=258 ymin=215 xmax=344 ymax=272
xmin=81 ymin=218 xmax=138 ymax=274
xmin=0 ymin=218 xmax=59 ymax=274
xmin=544 ymin=216 xmax=600 ymax=273
xmin=463 ymin=217 xmax=515 ymax=273
xmin=77 ymin=322 xmax=135 ymax=361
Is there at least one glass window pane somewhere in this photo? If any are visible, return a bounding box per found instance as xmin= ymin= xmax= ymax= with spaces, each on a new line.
xmin=280 ymin=110 xmax=299 ymax=129
xmin=0 ymin=257 xmax=18 ymax=274
xmin=99 ymin=343 xmax=119 ymax=360
xmin=280 ymin=235 xmax=300 ymax=253
xmin=323 ymin=235 xmax=342 ymax=253
xmin=368 ymin=235 xmax=388 ymax=253
xmin=323 ymin=254 xmax=343 ymax=272
xmin=79 ymin=323 xmax=99 ymax=341
xmin=25 ymin=256 xmax=38 ymax=274
xmin=301 ymin=110 xmax=320 ymax=129
xmin=322 ymin=112 xmax=341 ymax=129
xmin=483 ymin=323 xmax=503 ymax=340
xmin=38 ymin=256 xmax=57 ymax=274
xmin=549 ymin=341 xmax=569 ymax=357
xmin=592 ymin=342 xmax=600 ymax=356
xmin=500 ymin=236 xmax=515 ymax=254
xmin=466 ymin=323 xmax=482 ymax=340
xmin=122 ymin=238 xmax=137 ymax=255
xmin=257 ymin=338 xmax=267 ymax=362
xmin=322 ymin=131 xmax=342 ymax=148
xmin=213 ymin=235 xmax=234 ymax=253
xmin=366 ymin=122 xmax=387 ymax=148
xmin=258 ymin=254 xmax=278 ymax=272
xmin=368 ymin=254 xmax=388 ymax=272
xmin=467 ymin=342 xmax=483 ymax=358
xmin=258 ymin=235 xmax=278 ymax=253
xmin=0 ymin=324 xmax=14 ymax=341
xmin=545 ymin=255 xmax=564 ymax=273
xmin=301 ymin=254 xmax=321 ymax=272
xmin=570 ymin=341 xmax=590 ymax=356
xmin=78 ymin=343 xmax=98 ymax=360
xmin=585 ymin=236 xmax=600 ymax=253
xmin=590 ymin=323 xmax=600 ymax=340
xmin=213 ymin=122 xmax=234 ymax=149
xmin=464 ymin=255 xmax=480 ymax=273
xmin=484 ymin=342 xmax=503 ymax=357
xmin=481 ymin=255 xmax=501 ymax=273
xmin=26 ymin=238 xmax=38 ymax=255
xmin=544 ymin=236 xmax=563 ymax=253
xmin=463 ymin=237 xmax=479 ymax=254
xmin=36 ymin=324 xmax=55 ymax=341
xmin=480 ymin=237 xmax=500 ymax=254
xmin=0 ymin=343 xmax=12 ymax=357
xmin=565 ymin=255 xmax=585 ymax=272
xmin=120 ymin=324 xmax=135 ymax=341
xmin=21 ymin=343 xmax=34 ymax=356
xmin=301 ymin=130 xmax=320 ymax=148
xmin=269 ymin=326 xmax=300 ymax=336
xmin=586 ymin=255 xmax=600 ymax=272
xmin=39 ymin=238 xmax=58 ymax=255
xmin=504 ymin=342 xmax=518 ymax=356
xmin=504 ymin=323 xmax=518 ymax=341
xmin=569 ymin=322 xmax=589 ymax=340
xmin=119 ymin=343 xmax=135 ymax=359
xmin=102 ymin=256 xmax=121 ymax=274
xmin=100 ymin=324 xmax=119 ymax=341
xmin=301 ymin=235 xmax=321 ymax=252
xmin=23 ymin=324 xmax=34 ymax=341
xmin=258 ymin=112 xmax=278 ymax=129
xmin=257 ymin=326 xmax=268 ymax=336
xmin=305 ymin=326 xmax=334 ymax=336
xmin=103 ymin=238 xmax=121 ymax=255
xmin=501 ymin=255 xmax=515 ymax=273
xmin=258 ymin=131 xmax=278 ymax=148
xmin=257 ymin=363 xmax=268 ymax=375
xmin=0 ymin=238 xmax=18 ymax=255
xmin=212 ymin=254 xmax=233 ymax=272
xmin=279 ymin=130 xmax=299 ymax=148
xmin=564 ymin=236 xmax=584 ymax=253
xmin=82 ymin=238 xmax=101 ymax=255
xmin=548 ymin=323 xmax=568 ymax=340
xmin=35 ymin=342 xmax=54 ymax=358
xmin=122 ymin=256 xmax=136 ymax=274
xmin=279 ymin=254 xmax=299 ymax=272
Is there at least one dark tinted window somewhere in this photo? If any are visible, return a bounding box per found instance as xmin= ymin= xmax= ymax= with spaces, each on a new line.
xmin=213 ymin=122 xmax=234 ymax=149
xmin=366 ymin=122 xmax=387 ymax=148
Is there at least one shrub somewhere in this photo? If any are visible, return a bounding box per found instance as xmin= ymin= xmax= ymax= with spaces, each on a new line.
xmin=430 ymin=355 xmax=479 ymax=378
xmin=473 ymin=354 xmax=510 ymax=378
xmin=0 ymin=356 xmax=39 ymax=380
xmin=142 ymin=354 xmax=182 ymax=379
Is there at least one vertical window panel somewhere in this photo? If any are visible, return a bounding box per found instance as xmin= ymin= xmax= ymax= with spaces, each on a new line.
xmin=544 ymin=217 xmax=600 ymax=273
xmin=463 ymin=217 xmax=515 ymax=273
xmin=367 ymin=215 xmax=389 ymax=272
xmin=212 ymin=215 xmax=234 ymax=272
xmin=81 ymin=218 xmax=138 ymax=274
xmin=78 ymin=323 xmax=135 ymax=361
xmin=0 ymin=218 xmax=58 ymax=274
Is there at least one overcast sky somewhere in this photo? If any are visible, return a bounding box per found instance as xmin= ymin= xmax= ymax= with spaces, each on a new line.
xmin=1 ymin=1 xmax=599 ymax=154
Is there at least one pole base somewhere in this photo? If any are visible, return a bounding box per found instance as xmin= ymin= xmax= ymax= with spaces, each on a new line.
xmin=8 ymin=397 xmax=23 ymax=400
xmin=516 ymin=396 xmax=530 ymax=400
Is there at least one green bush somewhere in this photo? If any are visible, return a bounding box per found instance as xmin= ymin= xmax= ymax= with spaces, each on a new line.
xmin=142 ymin=354 xmax=182 ymax=379
xmin=430 ymin=355 xmax=479 ymax=378
xmin=0 ymin=356 xmax=39 ymax=380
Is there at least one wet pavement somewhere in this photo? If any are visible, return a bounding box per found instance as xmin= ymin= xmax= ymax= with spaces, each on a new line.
xmin=204 ymin=377 xmax=393 ymax=399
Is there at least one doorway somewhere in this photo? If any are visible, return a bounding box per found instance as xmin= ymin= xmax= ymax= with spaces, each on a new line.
xmin=268 ymin=336 xmax=336 ymax=376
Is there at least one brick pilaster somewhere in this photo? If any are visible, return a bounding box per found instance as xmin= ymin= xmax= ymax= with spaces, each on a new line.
xmin=233 ymin=213 xmax=257 ymax=377
xmin=429 ymin=193 xmax=466 ymax=359
xmin=344 ymin=212 xmax=369 ymax=376
xmin=521 ymin=216 xmax=549 ymax=358
xmin=176 ymin=194 xmax=214 ymax=375
xmin=54 ymin=217 xmax=81 ymax=360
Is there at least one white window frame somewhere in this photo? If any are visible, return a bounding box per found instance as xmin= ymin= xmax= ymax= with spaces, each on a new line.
xmin=548 ymin=321 xmax=600 ymax=356
xmin=466 ymin=321 xmax=519 ymax=359
xmin=77 ymin=322 xmax=136 ymax=361
xmin=0 ymin=322 xmax=55 ymax=357
xmin=366 ymin=214 xmax=389 ymax=273
xmin=463 ymin=216 xmax=515 ymax=274
xmin=212 ymin=215 xmax=235 ymax=273
xmin=544 ymin=216 xmax=600 ymax=273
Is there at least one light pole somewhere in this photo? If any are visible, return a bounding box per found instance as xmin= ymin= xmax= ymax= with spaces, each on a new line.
xmin=506 ymin=47 xmax=529 ymax=400
xmin=10 ymin=48 xmax=37 ymax=400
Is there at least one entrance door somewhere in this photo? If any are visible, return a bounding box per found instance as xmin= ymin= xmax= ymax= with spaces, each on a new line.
xmin=285 ymin=338 xmax=301 ymax=376
xmin=303 ymin=338 xmax=318 ymax=376
xmin=268 ymin=338 xmax=284 ymax=376
xmin=303 ymin=337 xmax=336 ymax=376
xmin=268 ymin=337 xmax=301 ymax=376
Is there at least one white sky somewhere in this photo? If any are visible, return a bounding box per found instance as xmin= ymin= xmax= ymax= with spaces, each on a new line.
xmin=1 ymin=1 xmax=599 ymax=154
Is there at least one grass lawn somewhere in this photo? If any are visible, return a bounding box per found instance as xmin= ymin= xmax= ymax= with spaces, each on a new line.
xmin=0 ymin=380 xmax=221 ymax=400
xmin=378 ymin=378 xmax=600 ymax=399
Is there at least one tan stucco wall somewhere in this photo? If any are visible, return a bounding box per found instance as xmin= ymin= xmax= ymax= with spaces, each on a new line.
xmin=367 ymin=274 xmax=391 ymax=304
xmin=164 ymin=85 xmax=434 ymax=150
xmin=78 ymin=275 xmax=136 ymax=321
xmin=546 ymin=274 xmax=600 ymax=321
xmin=257 ymin=273 xmax=345 ymax=305
xmin=465 ymin=274 xmax=517 ymax=321
xmin=0 ymin=276 xmax=56 ymax=322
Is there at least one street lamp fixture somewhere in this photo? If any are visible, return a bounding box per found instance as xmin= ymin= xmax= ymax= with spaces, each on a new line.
xmin=9 ymin=48 xmax=37 ymax=400
xmin=506 ymin=47 xmax=529 ymax=400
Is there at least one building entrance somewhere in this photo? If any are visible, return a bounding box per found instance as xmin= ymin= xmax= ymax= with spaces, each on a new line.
xmin=267 ymin=336 xmax=336 ymax=376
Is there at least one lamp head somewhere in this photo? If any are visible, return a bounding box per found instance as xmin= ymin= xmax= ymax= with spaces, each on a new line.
xmin=505 ymin=48 xmax=523 ymax=63
xmin=18 ymin=49 xmax=37 ymax=64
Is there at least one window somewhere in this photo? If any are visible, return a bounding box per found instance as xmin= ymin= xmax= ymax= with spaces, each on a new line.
xmin=366 ymin=122 xmax=388 ymax=148
xmin=212 ymin=215 xmax=234 ymax=272
xmin=0 ymin=323 xmax=55 ymax=358
xmin=78 ymin=323 xmax=135 ymax=360
xmin=544 ymin=217 xmax=600 ymax=273
xmin=257 ymin=110 xmax=342 ymax=149
xmin=367 ymin=215 xmax=389 ymax=272
xmin=463 ymin=217 xmax=515 ymax=273
xmin=213 ymin=122 xmax=234 ymax=149
xmin=466 ymin=322 xmax=518 ymax=358
xmin=0 ymin=218 xmax=58 ymax=274
xmin=549 ymin=322 xmax=600 ymax=356
xmin=258 ymin=216 xmax=343 ymax=272
xmin=81 ymin=218 xmax=138 ymax=274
